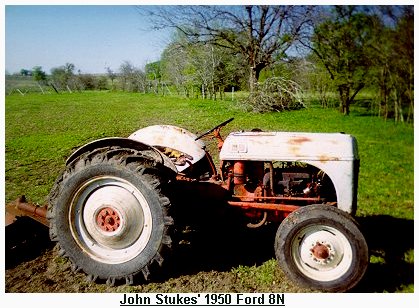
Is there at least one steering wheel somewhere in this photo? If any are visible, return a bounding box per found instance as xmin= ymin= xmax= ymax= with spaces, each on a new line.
xmin=195 ymin=118 xmax=234 ymax=141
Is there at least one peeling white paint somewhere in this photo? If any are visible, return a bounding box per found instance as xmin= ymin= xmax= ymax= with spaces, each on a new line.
xmin=129 ymin=125 xmax=206 ymax=172
xmin=220 ymin=131 xmax=359 ymax=214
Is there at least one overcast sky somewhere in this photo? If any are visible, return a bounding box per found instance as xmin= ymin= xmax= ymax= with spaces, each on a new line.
xmin=5 ymin=5 xmax=172 ymax=74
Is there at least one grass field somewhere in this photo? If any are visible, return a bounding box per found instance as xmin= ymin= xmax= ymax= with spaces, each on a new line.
xmin=5 ymin=91 xmax=414 ymax=292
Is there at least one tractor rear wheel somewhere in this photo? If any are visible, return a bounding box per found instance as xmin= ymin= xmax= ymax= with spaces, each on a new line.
xmin=48 ymin=147 xmax=174 ymax=285
xmin=274 ymin=204 xmax=368 ymax=292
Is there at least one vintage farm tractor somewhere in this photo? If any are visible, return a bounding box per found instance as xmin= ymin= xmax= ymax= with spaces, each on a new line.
xmin=7 ymin=118 xmax=369 ymax=292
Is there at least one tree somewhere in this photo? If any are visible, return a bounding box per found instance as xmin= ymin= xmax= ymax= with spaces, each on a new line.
xmin=119 ymin=61 xmax=147 ymax=92
xmin=50 ymin=63 xmax=76 ymax=91
xmin=161 ymin=31 xmax=245 ymax=99
xmin=160 ymin=42 xmax=191 ymax=96
xmin=145 ymin=61 xmax=161 ymax=81
xmin=145 ymin=61 xmax=162 ymax=94
xmin=119 ymin=61 xmax=135 ymax=91
xmin=371 ymin=6 xmax=413 ymax=122
xmin=32 ymin=66 xmax=47 ymax=93
xmin=308 ymin=6 xmax=379 ymax=115
xmin=106 ymin=66 xmax=117 ymax=89
xmin=390 ymin=7 xmax=413 ymax=122
xmin=32 ymin=66 xmax=47 ymax=83
xmin=76 ymin=74 xmax=96 ymax=90
xmin=20 ymin=69 xmax=32 ymax=76
xmin=148 ymin=5 xmax=314 ymax=93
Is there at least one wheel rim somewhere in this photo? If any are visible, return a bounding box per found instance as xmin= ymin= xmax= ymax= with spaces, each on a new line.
xmin=69 ymin=176 xmax=153 ymax=264
xmin=291 ymin=224 xmax=353 ymax=282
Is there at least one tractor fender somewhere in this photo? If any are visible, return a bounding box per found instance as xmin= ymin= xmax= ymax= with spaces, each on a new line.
xmin=65 ymin=137 xmax=178 ymax=174
xmin=128 ymin=125 xmax=207 ymax=172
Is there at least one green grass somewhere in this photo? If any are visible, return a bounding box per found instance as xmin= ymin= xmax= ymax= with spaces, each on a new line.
xmin=5 ymin=91 xmax=413 ymax=219
xmin=5 ymin=91 xmax=414 ymax=292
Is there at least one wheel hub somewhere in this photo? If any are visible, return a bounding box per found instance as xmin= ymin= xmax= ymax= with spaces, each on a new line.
xmin=70 ymin=176 xmax=154 ymax=263
xmin=96 ymin=207 xmax=121 ymax=232
xmin=309 ymin=241 xmax=335 ymax=264
xmin=311 ymin=242 xmax=330 ymax=259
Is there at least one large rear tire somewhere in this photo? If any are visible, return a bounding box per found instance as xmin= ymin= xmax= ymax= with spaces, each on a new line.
xmin=48 ymin=146 xmax=174 ymax=285
xmin=275 ymin=204 xmax=368 ymax=292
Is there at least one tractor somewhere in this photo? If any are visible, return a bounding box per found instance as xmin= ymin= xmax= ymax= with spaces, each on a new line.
xmin=25 ymin=118 xmax=368 ymax=292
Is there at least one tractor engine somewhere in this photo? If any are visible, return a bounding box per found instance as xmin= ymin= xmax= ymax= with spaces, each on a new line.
xmin=220 ymin=160 xmax=336 ymax=226
xmin=223 ymin=160 xmax=332 ymax=201
xmin=219 ymin=130 xmax=359 ymax=215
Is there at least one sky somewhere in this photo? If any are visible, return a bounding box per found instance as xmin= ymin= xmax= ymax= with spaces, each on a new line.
xmin=5 ymin=5 xmax=172 ymax=74
xmin=4 ymin=1 xmax=412 ymax=75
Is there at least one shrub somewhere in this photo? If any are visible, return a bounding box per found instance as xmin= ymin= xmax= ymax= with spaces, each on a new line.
xmin=241 ymin=77 xmax=305 ymax=113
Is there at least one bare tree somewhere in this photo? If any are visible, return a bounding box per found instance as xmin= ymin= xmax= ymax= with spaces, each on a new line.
xmin=147 ymin=5 xmax=314 ymax=93
xmin=161 ymin=42 xmax=191 ymax=96
xmin=119 ymin=61 xmax=146 ymax=92
xmin=106 ymin=66 xmax=117 ymax=89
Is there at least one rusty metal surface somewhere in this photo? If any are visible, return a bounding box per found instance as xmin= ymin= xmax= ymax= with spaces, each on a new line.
xmin=227 ymin=201 xmax=300 ymax=212
xmin=311 ymin=242 xmax=330 ymax=260
xmin=233 ymin=195 xmax=323 ymax=202
xmin=96 ymin=207 xmax=121 ymax=232
xmin=220 ymin=131 xmax=359 ymax=215
xmin=233 ymin=161 xmax=246 ymax=185
xmin=220 ymin=131 xmax=359 ymax=161
xmin=5 ymin=196 xmax=49 ymax=227
xmin=5 ymin=211 xmax=17 ymax=226
xmin=129 ymin=125 xmax=206 ymax=172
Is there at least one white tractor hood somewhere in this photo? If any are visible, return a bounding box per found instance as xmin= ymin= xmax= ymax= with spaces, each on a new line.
xmin=220 ymin=131 xmax=359 ymax=162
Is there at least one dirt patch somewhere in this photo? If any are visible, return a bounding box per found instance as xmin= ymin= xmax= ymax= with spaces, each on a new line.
xmin=5 ymin=217 xmax=304 ymax=293
xmin=5 ymin=215 xmax=414 ymax=293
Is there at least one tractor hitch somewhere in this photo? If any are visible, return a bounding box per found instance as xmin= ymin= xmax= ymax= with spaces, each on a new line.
xmin=5 ymin=196 xmax=49 ymax=228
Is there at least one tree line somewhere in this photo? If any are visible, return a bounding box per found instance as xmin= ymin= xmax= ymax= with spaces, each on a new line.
xmin=11 ymin=5 xmax=413 ymax=122
xmin=149 ymin=5 xmax=413 ymax=121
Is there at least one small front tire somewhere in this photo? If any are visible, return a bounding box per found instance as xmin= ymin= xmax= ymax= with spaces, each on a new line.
xmin=275 ymin=204 xmax=368 ymax=292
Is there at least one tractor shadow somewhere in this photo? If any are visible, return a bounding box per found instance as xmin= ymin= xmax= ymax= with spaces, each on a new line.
xmin=167 ymin=218 xmax=278 ymax=274
xmin=5 ymin=217 xmax=54 ymax=269
xmin=166 ymin=182 xmax=414 ymax=292
xmin=353 ymin=215 xmax=414 ymax=292
xmin=165 ymin=197 xmax=414 ymax=293
xmin=164 ymin=181 xmax=278 ymax=277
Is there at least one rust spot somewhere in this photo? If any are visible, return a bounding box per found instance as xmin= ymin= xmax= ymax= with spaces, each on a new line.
xmin=311 ymin=242 xmax=330 ymax=259
xmin=288 ymin=137 xmax=312 ymax=145
xmin=5 ymin=196 xmax=49 ymax=227
xmin=289 ymin=146 xmax=301 ymax=156
xmin=318 ymin=155 xmax=339 ymax=162
xmin=96 ymin=207 xmax=121 ymax=232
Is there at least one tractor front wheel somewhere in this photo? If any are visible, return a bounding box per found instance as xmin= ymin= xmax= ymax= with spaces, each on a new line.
xmin=274 ymin=204 xmax=368 ymax=292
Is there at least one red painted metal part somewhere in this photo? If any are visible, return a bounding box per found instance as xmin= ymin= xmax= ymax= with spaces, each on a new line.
xmin=5 ymin=196 xmax=49 ymax=227
xmin=233 ymin=161 xmax=246 ymax=185
xmin=311 ymin=242 xmax=330 ymax=259
xmin=96 ymin=207 xmax=121 ymax=232
xmin=204 ymin=150 xmax=218 ymax=178
xmin=227 ymin=201 xmax=301 ymax=212
xmin=232 ymin=195 xmax=323 ymax=202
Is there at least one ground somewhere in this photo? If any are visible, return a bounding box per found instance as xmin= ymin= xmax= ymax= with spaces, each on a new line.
xmin=5 ymin=216 xmax=304 ymax=293
xmin=5 ymin=212 xmax=414 ymax=293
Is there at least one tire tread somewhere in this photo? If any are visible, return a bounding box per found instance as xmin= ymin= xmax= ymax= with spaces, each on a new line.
xmin=48 ymin=146 xmax=175 ymax=285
